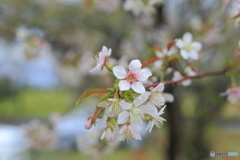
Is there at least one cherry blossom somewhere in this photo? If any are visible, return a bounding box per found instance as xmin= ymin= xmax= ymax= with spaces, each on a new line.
xmin=220 ymin=87 xmax=240 ymax=104
xmin=172 ymin=67 xmax=197 ymax=86
xmin=90 ymin=46 xmax=112 ymax=72
xmin=123 ymin=0 xmax=162 ymax=16
xmin=155 ymin=47 xmax=177 ymax=58
xmin=176 ymin=32 xmax=202 ymax=60
xmin=134 ymin=82 xmax=165 ymax=108
xmin=145 ymin=103 xmax=166 ymax=132
xmin=118 ymin=123 xmax=141 ymax=142
xmin=101 ymin=126 xmax=119 ymax=142
xmin=98 ymin=98 xmax=122 ymax=117
xmin=113 ymin=59 xmax=152 ymax=93
xmin=117 ymin=98 xmax=156 ymax=130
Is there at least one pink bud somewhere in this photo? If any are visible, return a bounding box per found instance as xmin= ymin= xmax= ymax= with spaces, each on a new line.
xmin=84 ymin=117 xmax=93 ymax=129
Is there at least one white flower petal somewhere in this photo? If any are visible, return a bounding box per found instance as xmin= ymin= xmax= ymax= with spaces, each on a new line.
xmin=98 ymin=101 xmax=110 ymax=107
xmin=107 ymin=98 xmax=118 ymax=102
xmin=185 ymin=67 xmax=197 ymax=76
xmin=159 ymin=105 xmax=166 ymax=115
xmin=192 ymin=42 xmax=202 ymax=51
xmin=117 ymin=111 xmax=130 ymax=124
xmin=228 ymin=95 xmax=238 ymax=104
xmin=119 ymin=80 xmax=131 ymax=91
xmin=102 ymin=46 xmax=108 ymax=54
xmin=176 ymin=39 xmax=184 ymax=48
xmin=189 ymin=50 xmax=198 ymax=60
xmin=131 ymin=82 xmax=145 ymax=93
xmin=133 ymin=92 xmax=151 ymax=106
xmin=129 ymin=125 xmax=142 ymax=140
xmin=156 ymin=51 xmax=164 ymax=58
xmin=119 ymin=125 xmax=127 ymax=134
xmin=119 ymin=100 xmax=132 ymax=110
xmin=172 ymin=71 xmax=182 ymax=81
xmin=181 ymin=79 xmax=191 ymax=86
xmin=117 ymin=134 xmax=126 ymax=141
xmin=152 ymin=82 xmax=164 ymax=92
xmin=98 ymin=52 xmax=105 ymax=64
xmin=129 ymin=59 xmax=142 ymax=73
xmin=89 ymin=65 xmax=100 ymax=72
xmin=101 ymin=130 xmax=106 ymax=140
xmin=149 ymin=92 xmax=165 ymax=107
xmin=180 ymin=50 xmax=189 ymax=59
xmin=146 ymin=121 xmax=155 ymax=132
xmin=137 ymin=69 xmax=152 ymax=81
xmin=163 ymin=93 xmax=174 ymax=103
xmin=183 ymin=32 xmax=192 ymax=43
xmin=107 ymin=48 xmax=112 ymax=56
xmin=140 ymin=102 xmax=158 ymax=116
xmin=113 ymin=66 xmax=127 ymax=79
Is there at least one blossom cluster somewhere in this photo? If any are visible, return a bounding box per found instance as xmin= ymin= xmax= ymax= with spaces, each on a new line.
xmin=82 ymin=30 xmax=239 ymax=142
xmin=153 ymin=32 xmax=201 ymax=86
xmin=83 ymin=46 xmax=172 ymax=142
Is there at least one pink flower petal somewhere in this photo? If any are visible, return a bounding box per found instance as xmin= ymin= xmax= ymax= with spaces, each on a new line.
xmin=113 ymin=66 xmax=127 ymax=79
xmin=119 ymin=80 xmax=131 ymax=91
xmin=131 ymin=82 xmax=145 ymax=93
xmin=129 ymin=60 xmax=142 ymax=73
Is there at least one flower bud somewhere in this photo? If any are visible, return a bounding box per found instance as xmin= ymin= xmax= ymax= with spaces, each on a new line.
xmin=84 ymin=116 xmax=93 ymax=129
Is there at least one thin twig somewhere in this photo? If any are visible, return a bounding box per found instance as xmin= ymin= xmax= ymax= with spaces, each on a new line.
xmin=145 ymin=68 xmax=228 ymax=88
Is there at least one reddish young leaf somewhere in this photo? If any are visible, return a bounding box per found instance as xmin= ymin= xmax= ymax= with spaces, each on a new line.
xmin=167 ymin=41 xmax=176 ymax=51
xmin=142 ymin=57 xmax=160 ymax=68
xmin=76 ymin=88 xmax=108 ymax=105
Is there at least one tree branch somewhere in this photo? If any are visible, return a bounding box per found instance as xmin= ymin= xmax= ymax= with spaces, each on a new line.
xmin=145 ymin=68 xmax=228 ymax=88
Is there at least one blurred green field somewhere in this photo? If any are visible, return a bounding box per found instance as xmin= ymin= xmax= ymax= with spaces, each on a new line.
xmin=0 ymin=89 xmax=75 ymax=120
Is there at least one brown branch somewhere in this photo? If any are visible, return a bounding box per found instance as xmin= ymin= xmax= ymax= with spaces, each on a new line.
xmin=145 ymin=68 xmax=228 ymax=88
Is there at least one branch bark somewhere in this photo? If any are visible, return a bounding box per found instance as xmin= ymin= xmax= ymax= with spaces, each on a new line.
xmin=145 ymin=68 xmax=228 ymax=88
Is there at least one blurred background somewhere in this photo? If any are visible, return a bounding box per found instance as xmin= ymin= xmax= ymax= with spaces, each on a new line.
xmin=0 ymin=0 xmax=239 ymax=160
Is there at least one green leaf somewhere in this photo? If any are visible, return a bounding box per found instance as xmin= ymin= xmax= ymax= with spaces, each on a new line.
xmin=97 ymin=93 xmax=113 ymax=103
xmin=76 ymin=88 xmax=108 ymax=105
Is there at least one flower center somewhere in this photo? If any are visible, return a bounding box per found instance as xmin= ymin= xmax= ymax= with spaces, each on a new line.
xmin=127 ymin=72 xmax=137 ymax=83
xmin=123 ymin=127 xmax=132 ymax=138
xmin=106 ymin=102 xmax=121 ymax=117
xmin=183 ymin=44 xmax=193 ymax=51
